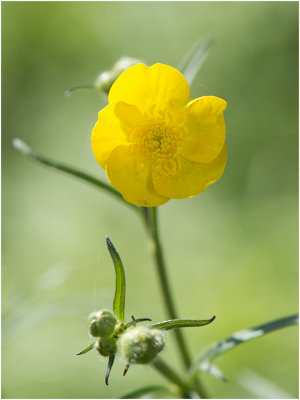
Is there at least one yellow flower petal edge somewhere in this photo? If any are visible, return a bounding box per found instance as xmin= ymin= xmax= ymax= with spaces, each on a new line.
xmin=91 ymin=63 xmax=227 ymax=207
xmin=107 ymin=145 xmax=169 ymax=207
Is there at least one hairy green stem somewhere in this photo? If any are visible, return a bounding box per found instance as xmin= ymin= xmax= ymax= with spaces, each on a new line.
xmin=142 ymin=206 xmax=208 ymax=398
xmin=12 ymin=138 xmax=138 ymax=213
xmin=151 ymin=357 xmax=192 ymax=398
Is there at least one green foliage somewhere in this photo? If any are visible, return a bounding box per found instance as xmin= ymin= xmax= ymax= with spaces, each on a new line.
xmin=105 ymin=236 xmax=126 ymax=323
xmin=189 ymin=314 xmax=299 ymax=382
xmin=76 ymin=343 xmax=95 ymax=356
xmin=12 ymin=139 xmax=137 ymax=212
xmin=149 ymin=316 xmax=215 ymax=331
xmin=178 ymin=36 xmax=213 ymax=86
xmin=120 ymin=385 xmax=168 ymax=399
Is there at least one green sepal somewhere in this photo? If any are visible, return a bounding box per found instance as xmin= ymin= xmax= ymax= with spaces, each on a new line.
xmin=105 ymin=236 xmax=126 ymax=323
xmin=76 ymin=343 xmax=95 ymax=355
xmin=149 ymin=316 xmax=215 ymax=331
xmin=105 ymin=355 xmax=115 ymax=386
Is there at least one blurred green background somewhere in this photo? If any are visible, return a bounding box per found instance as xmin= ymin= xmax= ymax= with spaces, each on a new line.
xmin=2 ymin=1 xmax=298 ymax=399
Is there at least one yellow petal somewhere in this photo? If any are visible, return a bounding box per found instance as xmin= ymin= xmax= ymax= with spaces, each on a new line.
xmin=152 ymin=145 xmax=227 ymax=199
xmin=91 ymin=104 xmax=128 ymax=168
xmin=180 ymin=96 xmax=227 ymax=163
xmin=108 ymin=63 xmax=190 ymax=111
xmin=106 ymin=145 xmax=169 ymax=207
xmin=114 ymin=101 xmax=143 ymax=127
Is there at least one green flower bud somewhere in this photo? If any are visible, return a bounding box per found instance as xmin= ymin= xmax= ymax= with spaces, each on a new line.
xmin=113 ymin=322 xmax=125 ymax=337
xmin=112 ymin=56 xmax=143 ymax=75
xmin=94 ymin=71 xmax=115 ymax=94
xmin=120 ymin=326 xmax=164 ymax=364
xmin=95 ymin=336 xmax=117 ymax=357
xmin=94 ymin=57 xmax=143 ymax=94
xmin=88 ymin=309 xmax=117 ymax=338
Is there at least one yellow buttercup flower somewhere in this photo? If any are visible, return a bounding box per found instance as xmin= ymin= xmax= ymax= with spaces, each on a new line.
xmin=91 ymin=63 xmax=227 ymax=207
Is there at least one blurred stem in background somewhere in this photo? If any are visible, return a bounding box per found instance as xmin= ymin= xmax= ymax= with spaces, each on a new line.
xmin=141 ymin=206 xmax=208 ymax=399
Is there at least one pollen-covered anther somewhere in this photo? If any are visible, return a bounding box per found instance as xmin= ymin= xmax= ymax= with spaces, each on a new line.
xmin=135 ymin=119 xmax=181 ymax=163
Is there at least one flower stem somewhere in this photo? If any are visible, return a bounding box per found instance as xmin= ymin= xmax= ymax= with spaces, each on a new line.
xmin=141 ymin=207 xmax=208 ymax=398
xmin=151 ymin=357 xmax=193 ymax=398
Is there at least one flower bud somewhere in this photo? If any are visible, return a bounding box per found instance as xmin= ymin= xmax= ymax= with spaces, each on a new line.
xmin=95 ymin=336 xmax=117 ymax=357
xmin=88 ymin=309 xmax=117 ymax=338
xmin=94 ymin=57 xmax=143 ymax=94
xmin=94 ymin=71 xmax=115 ymax=94
xmin=113 ymin=322 xmax=125 ymax=337
xmin=120 ymin=326 xmax=164 ymax=364
xmin=112 ymin=56 xmax=143 ymax=75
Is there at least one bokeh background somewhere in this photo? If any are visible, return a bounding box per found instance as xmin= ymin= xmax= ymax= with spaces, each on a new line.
xmin=2 ymin=2 xmax=298 ymax=399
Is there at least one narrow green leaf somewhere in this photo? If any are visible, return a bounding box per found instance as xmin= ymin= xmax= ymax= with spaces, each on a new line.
xmin=105 ymin=236 xmax=126 ymax=323
xmin=189 ymin=314 xmax=299 ymax=381
xmin=105 ymin=355 xmax=115 ymax=386
xmin=178 ymin=36 xmax=214 ymax=87
xmin=149 ymin=316 xmax=215 ymax=331
xmin=76 ymin=343 xmax=95 ymax=355
xmin=120 ymin=385 xmax=168 ymax=399
xmin=125 ymin=317 xmax=152 ymax=329
xmin=12 ymin=138 xmax=137 ymax=212
xmin=197 ymin=361 xmax=227 ymax=382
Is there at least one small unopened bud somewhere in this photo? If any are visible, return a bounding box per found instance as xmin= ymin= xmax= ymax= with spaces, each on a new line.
xmin=94 ymin=71 xmax=115 ymax=93
xmin=95 ymin=336 xmax=117 ymax=357
xmin=113 ymin=322 xmax=125 ymax=338
xmin=120 ymin=326 xmax=164 ymax=364
xmin=88 ymin=309 xmax=117 ymax=338
xmin=112 ymin=56 xmax=143 ymax=75
xmin=94 ymin=57 xmax=144 ymax=94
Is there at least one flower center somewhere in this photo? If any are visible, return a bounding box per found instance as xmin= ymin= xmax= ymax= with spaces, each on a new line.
xmin=131 ymin=118 xmax=181 ymax=164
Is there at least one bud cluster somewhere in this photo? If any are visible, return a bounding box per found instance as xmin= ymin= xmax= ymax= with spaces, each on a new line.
xmin=88 ymin=309 xmax=164 ymax=364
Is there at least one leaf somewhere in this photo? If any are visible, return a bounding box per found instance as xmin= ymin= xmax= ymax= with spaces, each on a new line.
xmin=149 ymin=316 xmax=215 ymax=331
xmin=76 ymin=343 xmax=95 ymax=355
xmin=105 ymin=355 xmax=115 ymax=386
xmin=12 ymin=138 xmax=138 ymax=212
xmin=178 ymin=36 xmax=214 ymax=87
xmin=125 ymin=317 xmax=152 ymax=329
xmin=197 ymin=361 xmax=227 ymax=382
xmin=237 ymin=369 xmax=293 ymax=399
xmin=105 ymin=236 xmax=126 ymax=323
xmin=188 ymin=314 xmax=299 ymax=381
xmin=120 ymin=385 xmax=168 ymax=399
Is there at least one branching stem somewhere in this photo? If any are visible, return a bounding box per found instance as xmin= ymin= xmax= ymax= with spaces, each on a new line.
xmin=142 ymin=206 xmax=208 ymax=398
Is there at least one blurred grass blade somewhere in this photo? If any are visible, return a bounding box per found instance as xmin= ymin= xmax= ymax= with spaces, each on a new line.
xmin=197 ymin=361 xmax=227 ymax=382
xmin=149 ymin=316 xmax=215 ymax=331
xmin=105 ymin=355 xmax=115 ymax=386
xmin=237 ymin=369 xmax=293 ymax=399
xmin=178 ymin=36 xmax=214 ymax=86
xmin=121 ymin=385 xmax=168 ymax=399
xmin=188 ymin=314 xmax=299 ymax=381
xmin=12 ymin=138 xmax=137 ymax=212
xmin=105 ymin=236 xmax=126 ymax=323
xmin=76 ymin=343 xmax=95 ymax=355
